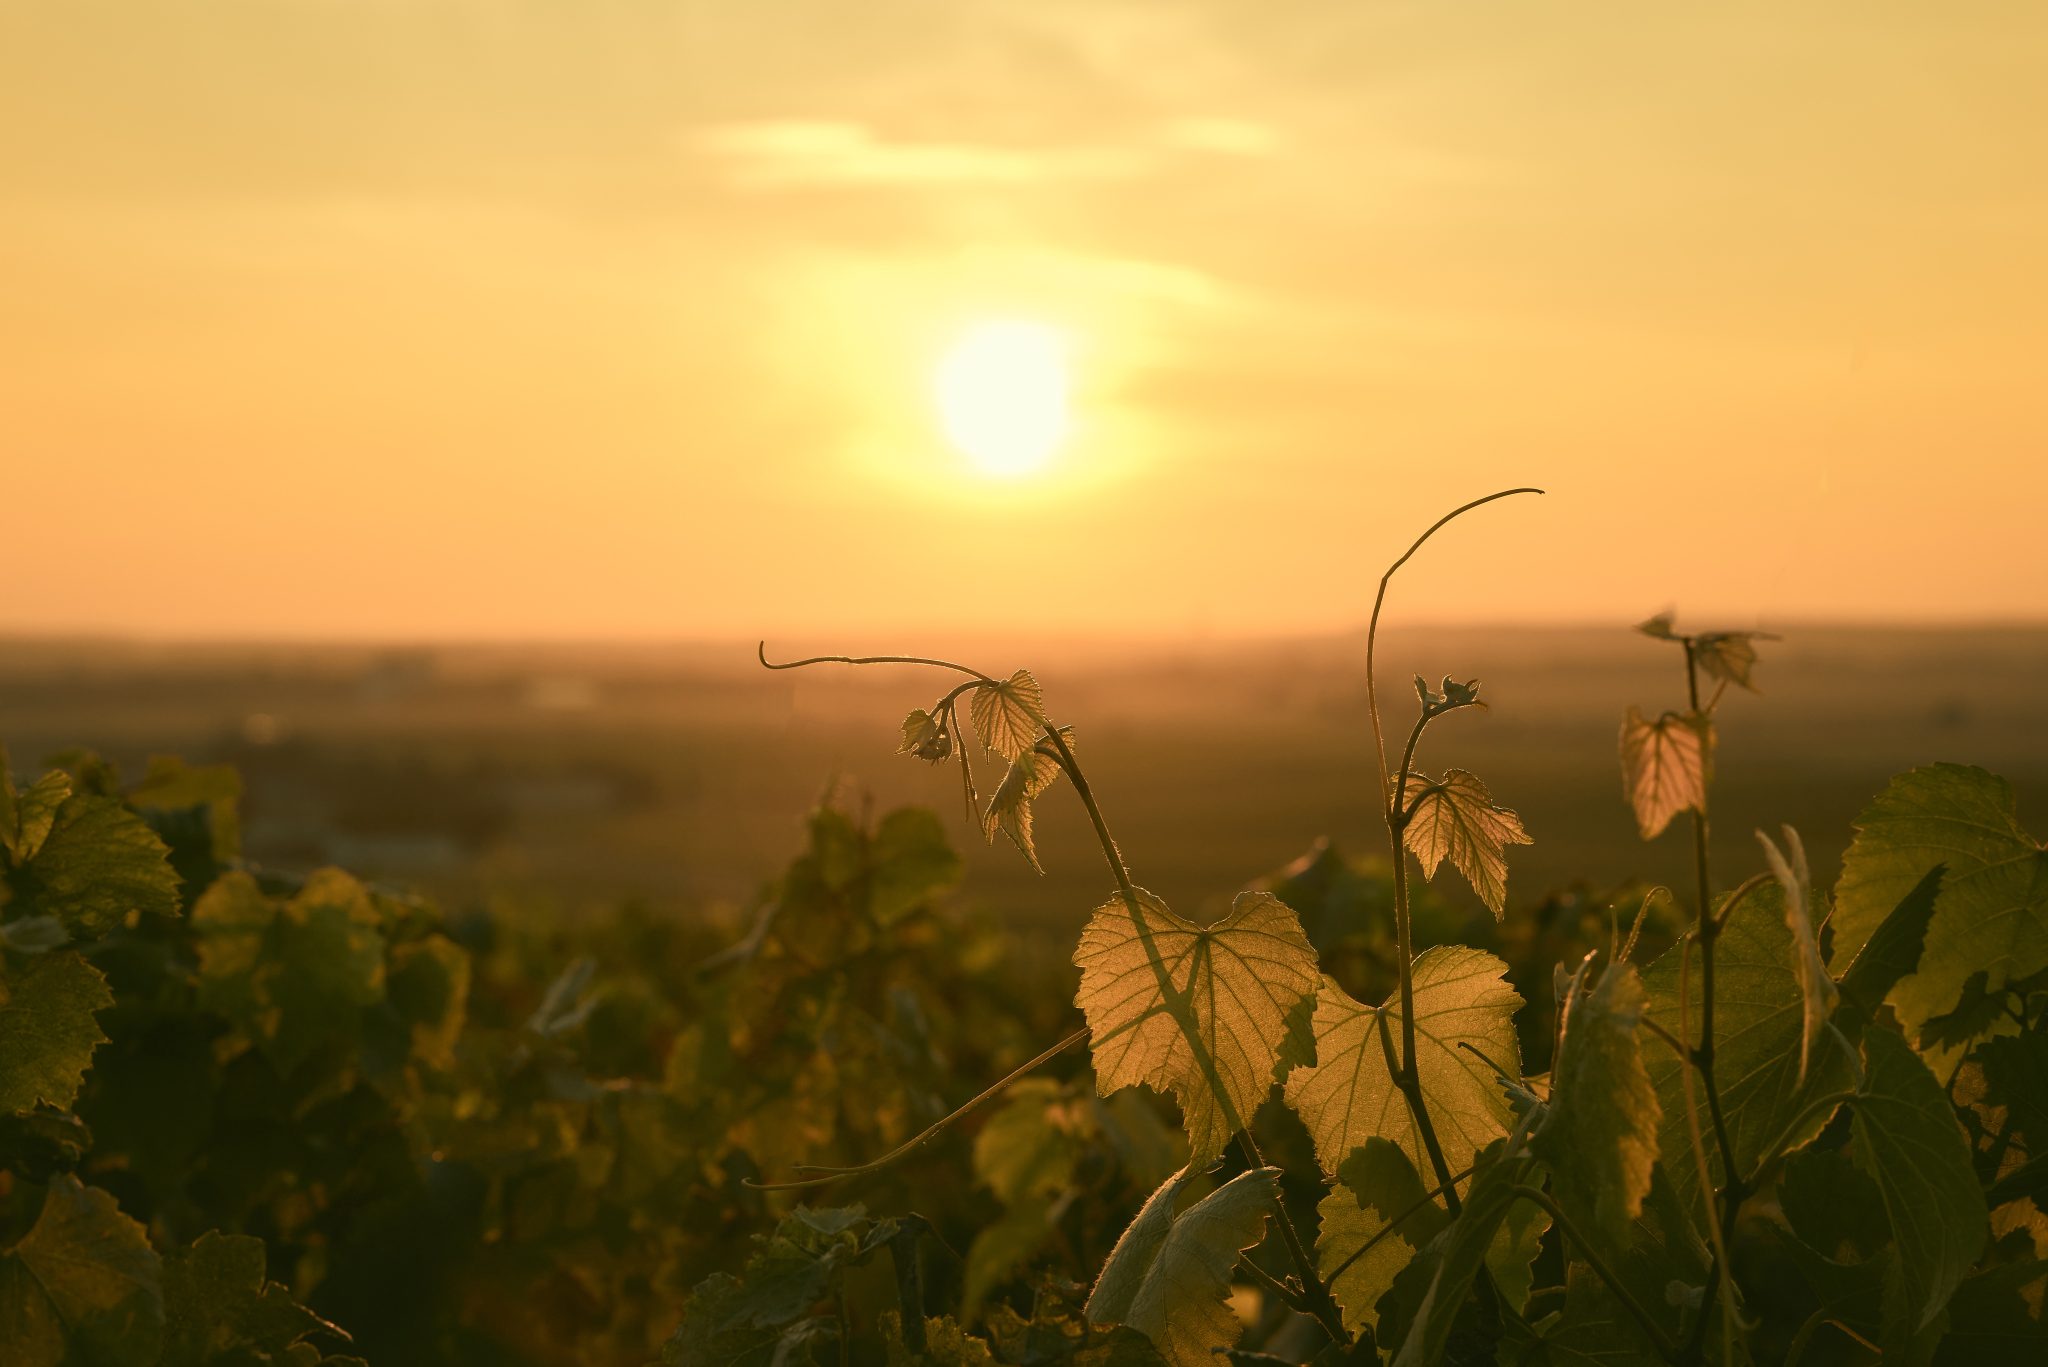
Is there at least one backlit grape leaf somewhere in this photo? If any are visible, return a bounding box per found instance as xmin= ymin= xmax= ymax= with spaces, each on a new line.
xmin=1830 ymin=764 xmax=2048 ymax=1054
xmin=1640 ymin=882 xmax=1856 ymax=1210
xmin=160 ymin=1231 xmax=344 ymax=1367
xmin=970 ymin=670 xmax=1045 ymax=759
xmin=8 ymin=793 xmax=182 ymax=935
xmin=1851 ymin=1027 xmax=1987 ymax=1335
xmin=0 ymin=1175 xmax=164 ymax=1367
xmin=0 ymin=950 xmax=113 ymax=1114
xmin=1316 ymin=1138 xmax=1447 ymax=1337
xmin=982 ymin=741 xmax=1066 ymax=874
xmin=1693 ymin=631 xmax=1772 ymax=692
xmin=1401 ymin=769 xmax=1531 ymax=918
xmin=1075 ymin=889 xmax=1320 ymax=1167
xmin=897 ymin=707 xmax=951 ymax=762
xmin=1757 ymin=827 xmax=1837 ymax=1085
xmin=192 ymin=870 xmax=387 ymax=1075
xmin=1086 ymin=1165 xmax=1277 ymax=1367
xmin=1619 ymin=708 xmax=1711 ymax=841
xmin=1284 ymin=949 xmax=1523 ymax=1184
xmin=1389 ymin=1144 xmax=1536 ymax=1367
xmin=1532 ymin=961 xmax=1661 ymax=1247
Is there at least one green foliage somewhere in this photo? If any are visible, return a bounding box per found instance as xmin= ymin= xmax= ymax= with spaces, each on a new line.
xmin=1073 ymin=889 xmax=1319 ymax=1168
xmin=1832 ymin=764 xmax=2048 ymax=1058
xmin=1084 ymin=1166 xmax=1277 ymax=1367
xmin=1284 ymin=947 xmax=1523 ymax=1183
xmin=0 ymin=1175 xmax=164 ymax=1366
xmin=1317 ymin=1139 xmax=1447 ymax=1337
xmin=1532 ymin=961 xmax=1660 ymax=1248
xmin=0 ymin=949 xmax=113 ymax=1113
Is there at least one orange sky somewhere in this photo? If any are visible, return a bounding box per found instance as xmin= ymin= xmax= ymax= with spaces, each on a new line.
xmin=4 ymin=3 xmax=2044 ymax=640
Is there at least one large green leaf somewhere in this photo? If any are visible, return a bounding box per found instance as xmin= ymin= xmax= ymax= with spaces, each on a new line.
xmin=1401 ymin=769 xmax=1532 ymax=918
xmin=1640 ymin=882 xmax=1856 ymax=1207
xmin=1851 ymin=1027 xmax=1987 ymax=1336
xmin=1532 ymin=962 xmax=1661 ymax=1248
xmin=1832 ymin=765 xmax=2048 ymax=1052
xmin=1284 ymin=947 xmax=1523 ymax=1182
xmin=1316 ymin=1138 xmax=1447 ymax=1337
xmin=1085 ymin=1166 xmax=1277 ymax=1367
xmin=0 ymin=1176 xmax=164 ymax=1367
xmin=1837 ymin=864 xmax=1945 ymax=1017
xmin=1074 ymin=889 xmax=1319 ymax=1167
xmin=6 ymin=792 xmax=181 ymax=935
xmin=0 ymin=950 xmax=112 ymax=1115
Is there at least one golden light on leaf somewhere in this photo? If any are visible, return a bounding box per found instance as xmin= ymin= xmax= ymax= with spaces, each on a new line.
xmin=932 ymin=319 xmax=1071 ymax=477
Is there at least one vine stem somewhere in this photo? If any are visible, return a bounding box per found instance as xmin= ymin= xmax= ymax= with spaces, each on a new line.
xmin=747 ymin=1028 xmax=1090 ymax=1191
xmin=1677 ymin=643 xmax=1746 ymax=1365
xmin=1323 ymin=1159 xmax=1479 ymax=1283
xmin=1365 ymin=488 xmax=1543 ymax=1209
xmin=1042 ymin=723 xmax=1349 ymax=1348
xmin=1510 ymin=1186 xmax=1680 ymax=1362
xmin=755 ymin=645 xmax=1349 ymax=1347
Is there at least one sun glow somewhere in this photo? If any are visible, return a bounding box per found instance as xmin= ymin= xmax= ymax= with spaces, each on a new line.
xmin=932 ymin=319 xmax=1072 ymax=478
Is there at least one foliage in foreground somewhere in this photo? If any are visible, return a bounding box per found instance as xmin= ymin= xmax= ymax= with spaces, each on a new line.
xmin=1 ymin=496 xmax=2043 ymax=1367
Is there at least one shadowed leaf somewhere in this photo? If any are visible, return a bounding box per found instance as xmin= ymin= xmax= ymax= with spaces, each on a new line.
xmin=1852 ymin=1027 xmax=1987 ymax=1336
xmin=1316 ymin=1139 xmax=1446 ymax=1337
xmin=0 ymin=1176 xmax=164 ymax=1367
xmin=982 ymin=740 xmax=1066 ymax=873
xmin=1831 ymin=764 xmax=2048 ymax=1056
xmin=1837 ymin=863 xmax=1944 ymax=1017
xmin=1074 ymin=889 xmax=1319 ymax=1167
xmin=1532 ymin=961 xmax=1661 ymax=1248
xmin=1389 ymin=1143 xmax=1535 ymax=1367
xmin=1402 ymin=769 xmax=1531 ymax=918
xmin=1086 ymin=1166 xmax=1277 ymax=1367
xmin=0 ymin=950 xmax=113 ymax=1115
xmin=1284 ymin=948 xmax=1523 ymax=1183
xmin=1693 ymin=631 xmax=1772 ymax=692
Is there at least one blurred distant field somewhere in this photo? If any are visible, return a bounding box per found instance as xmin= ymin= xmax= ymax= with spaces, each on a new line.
xmin=3 ymin=625 xmax=2043 ymax=941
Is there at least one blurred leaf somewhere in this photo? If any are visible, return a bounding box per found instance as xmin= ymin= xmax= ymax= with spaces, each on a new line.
xmin=0 ymin=1175 xmax=164 ymax=1367
xmin=0 ymin=916 xmax=69 ymax=954
xmin=1532 ymin=961 xmax=1660 ymax=1248
xmin=1 ymin=764 xmax=71 ymax=865
xmin=664 ymin=1205 xmax=896 ymax=1367
xmin=0 ymin=950 xmax=112 ymax=1115
xmin=1086 ymin=1166 xmax=1277 ymax=1367
xmin=1402 ymin=769 xmax=1531 ymax=918
xmin=1316 ymin=1138 xmax=1445 ymax=1337
xmin=1692 ymin=632 xmax=1771 ymax=692
xmin=1284 ymin=948 xmax=1523 ymax=1183
xmin=971 ymin=671 xmax=1046 ymax=760
xmin=1831 ymin=764 xmax=2048 ymax=1055
xmin=192 ymin=870 xmax=386 ymax=1075
xmin=1635 ymin=612 xmax=1679 ymax=641
xmin=974 ymin=1078 xmax=1088 ymax=1205
xmin=384 ymin=935 xmax=470 ymax=1070
xmin=1618 ymin=708 xmax=1711 ymax=842
xmin=1851 ymin=1027 xmax=1987 ymax=1337
xmin=1074 ymin=889 xmax=1319 ymax=1167
xmin=871 ymin=807 xmax=962 ymax=924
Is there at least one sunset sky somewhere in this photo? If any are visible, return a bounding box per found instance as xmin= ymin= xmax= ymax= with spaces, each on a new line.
xmin=4 ymin=3 xmax=2044 ymax=640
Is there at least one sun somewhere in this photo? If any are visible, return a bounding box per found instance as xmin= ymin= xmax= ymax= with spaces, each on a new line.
xmin=932 ymin=319 xmax=1072 ymax=478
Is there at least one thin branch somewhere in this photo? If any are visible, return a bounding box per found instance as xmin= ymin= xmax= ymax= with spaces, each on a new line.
xmin=748 ymin=1028 xmax=1088 ymax=1190
xmin=1511 ymin=1186 xmax=1680 ymax=1362
xmin=1324 ymin=1160 xmax=1480 ymax=1284
xmin=758 ymin=643 xmax=993 ymax=682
